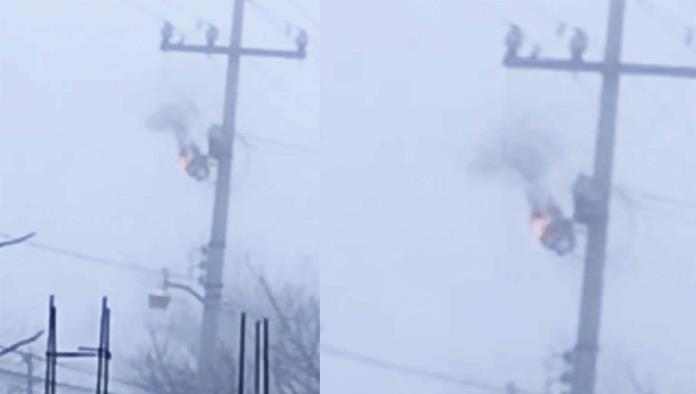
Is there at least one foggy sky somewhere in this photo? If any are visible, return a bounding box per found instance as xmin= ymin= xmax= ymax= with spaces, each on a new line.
xmin=3 ymin=0 xmax=696 ymax=393
xmin=322 ymin=1 xmax=696 ymax=393
xmin=0 ymin=0 xmax=318 ymax=390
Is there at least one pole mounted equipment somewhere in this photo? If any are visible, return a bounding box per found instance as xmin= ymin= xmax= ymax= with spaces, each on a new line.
xmin=503 ymin=1 xmax=696 ymax=392
xmin=296 ymin=29 xmax=309 ymax=54
xmin=570 ymin=28 xmax=589 ymax=62
xmin=206 ymin=25 xmax=220 ymax=48
xmin=158 ymin=3 xmax=308 ymax=392
xmin=160 ymin=21 xmax=174 ymax=48
xmin=505 ymin=24 xmax=523 ymax=60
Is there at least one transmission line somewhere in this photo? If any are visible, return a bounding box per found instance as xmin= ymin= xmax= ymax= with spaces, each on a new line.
xmin=634 ymin=0 xmax=696 ymax=55
xmin=321 ymin=344 xmax=541 ymax=394
xmin=285 ymin=0 xmax=319 ymax=31
xmin=0 ymin=232 xmax=186 ymax=278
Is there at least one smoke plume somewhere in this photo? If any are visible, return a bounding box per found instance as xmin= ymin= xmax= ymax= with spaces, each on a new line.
xmin=470 ymin=124 xmax=563 ymax=213
xmin=145 ymin=98 xmax=199 ymax=149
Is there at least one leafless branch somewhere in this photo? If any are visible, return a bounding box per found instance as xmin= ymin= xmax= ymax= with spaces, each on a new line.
xmin=0 ymin=232 xmax=36 ymax=249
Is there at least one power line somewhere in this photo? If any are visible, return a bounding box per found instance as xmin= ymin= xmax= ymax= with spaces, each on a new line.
xmin=636 ymin=0 xmax=692 ymax=30
xmin=245 ymin=0 xmax=321 ymax=67
xmin=617 ymin=185 xmax=696 ymax=212
xmin=246 ymin=57 xmax=318 ymax=114
xmin=0 ymin=367 xmax=109 ymax=394
xmin=246 ymin=0 xmax=293 ymax=36
xmin=0 ymin=232 xmax=186 ymax=278
xmin=0 ymin=332 xmax=43 ymax=359
xmin=321 ymin=344 xmax=541 ymax=394
xmin=240 ymin=132 xmax=316 ymax=154
xmin=0 ymin=232 xmax=36 ymax=249
xmin=0 ymin=346 xmax=142 ymax=392
xmin=285 ymin=0 xmax=319 ymax=31
xmin=502 ymin=1 xmax=696 ymax=392
xmin=633 ymin=0 xmax=696 ymax=55
xmin=242 ymin=87 xmax=320 ymax=137
xmin=114 ymin=0 xmax=167 ymax=22
xmin=246 ymin=0 xmax=318 ymax=40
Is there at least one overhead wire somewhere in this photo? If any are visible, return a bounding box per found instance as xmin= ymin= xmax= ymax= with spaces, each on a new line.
xmin=0 ymin=232 xmax=187 ymax=279
xmin=321 ymin=344 xmax=542 ymax=394
xmin=0 ymin=345 xmax=143 ymax=392
xmin=246 ymin=58 xmax=318 ymax=114
xmin=491 ymin=3 xmax=599 ymax=100
xmin=499 ymin=1 xmax=696 ymax=143
xmin=245 ymin=0 xmax=321 ymax=71
xmin=285 ymin=0 xmax=319 ymax=31
xmin=246 ymin=0 xmax=294 ymax=37
xmin=114 ymin=0 xmax=168 ymax=22
xmin=630 ymin=190 xmax=696 ymax=211
xmin=111 ymin=0 xmax=320 ymax=140
xmin=633 ymin=0 xmax=696 ymax=55
xmin=240 ymin=132 xmax=316 ymax=154
xmin=627 ymin=1 xmax=696 ymax=134
xmin=114 ymin=0 xmax=320 ymax=145
xmin=0 ymin=367 xmax=119 ymax=394
xmin=246 ymin=0 xmax=319 ymax=43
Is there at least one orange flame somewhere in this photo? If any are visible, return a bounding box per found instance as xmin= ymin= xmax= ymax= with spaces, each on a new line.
xmin=531 ymin=212 xmax=552 ymax=241
xmin=179 ymin=150 xmax=190 ymax=170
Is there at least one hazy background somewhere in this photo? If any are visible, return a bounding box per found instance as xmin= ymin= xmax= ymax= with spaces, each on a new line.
xmin=322 ymin=1 xmax=696 ymax=393
xmin=2 ymin=0 xmax=696 ymax=393
xmin=0 ymin=0 xmax=318 ymax=390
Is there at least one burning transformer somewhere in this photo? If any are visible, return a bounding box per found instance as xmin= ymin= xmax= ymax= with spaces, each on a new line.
xmin=531 ymin=203 xmax=575 ymax=256
xmin=179 ymin=143 xmax=210 ymax=181
xmin=177 ymin=125 xmax=226 ymax=182
xmin=528 ymin=174 xmax=602 ymax=256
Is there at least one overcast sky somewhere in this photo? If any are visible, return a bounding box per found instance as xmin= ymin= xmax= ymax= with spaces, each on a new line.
xmin=3 ymin=0 xmax=696 ymax=393
xmin=0 ymin=0 xmax=318 ymax=390
xmin=322 ymin=1 xmax=696 ymax=393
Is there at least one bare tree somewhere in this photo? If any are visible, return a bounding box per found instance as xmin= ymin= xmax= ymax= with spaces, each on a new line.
xmin=627 ymin=364 xmax=656 ymax=394
xmin=131 ymin=329 xmax=238 ymax=394
xmin=131 ymin=277 xmax=319 ymax=394
xmin=0 ymin=232 xmax=36 ymax=249
xmin=262 ymin=283 xmax=319 ymax=394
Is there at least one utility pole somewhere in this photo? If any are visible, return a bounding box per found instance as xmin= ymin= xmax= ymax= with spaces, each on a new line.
xmin=503 ymin=1 xmax=696 ymax=393
xmin=24 ymin=352 xmax=33 ymax=394
xmin=158 ymin=1 xmax=307 ymax=391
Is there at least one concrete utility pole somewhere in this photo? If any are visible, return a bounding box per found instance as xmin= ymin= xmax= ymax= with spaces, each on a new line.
xmin=159 ymin=0 xmax=307 ymax=390
xmin=503 ymin=1 xmax=696 ymax=393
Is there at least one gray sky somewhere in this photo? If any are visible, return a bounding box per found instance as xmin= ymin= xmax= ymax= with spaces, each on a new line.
xmin=3 ymin=0 xmax=696 ymax=393
xmin=0 ymin=0 xmax=318 ymax=389
xmin=322 ymin=1 xmax=696 ymax=393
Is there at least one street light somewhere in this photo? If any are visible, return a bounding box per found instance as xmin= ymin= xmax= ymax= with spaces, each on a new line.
xmin=148 ymin=268 xmax=205 ymax=311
